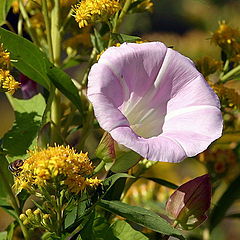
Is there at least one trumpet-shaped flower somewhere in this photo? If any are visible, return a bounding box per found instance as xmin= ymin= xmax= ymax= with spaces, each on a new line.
xmin=87 ymin=42 xmax=223 ymax=162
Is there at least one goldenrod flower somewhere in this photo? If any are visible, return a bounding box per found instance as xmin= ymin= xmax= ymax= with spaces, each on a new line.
xmin=211 ymin=22 xmax=240 ymax=56
xmin=0 ymin=69 xmax=20 ymax=94
xmin=72 ymin=0 xmax=121 ymax=28
xmin=13 ymin=145 xmax=101 ymax=194
xmin=0 ymin=44 xmax=10 ymax=68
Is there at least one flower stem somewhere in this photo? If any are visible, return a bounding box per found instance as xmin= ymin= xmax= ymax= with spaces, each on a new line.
xmin=41 ymin=0 xmax=54 ymax=62
xmin=108 ymin=0 xmax=131 ymax=46
xmin=82 ymin=48 xmax=98 ymax=87
xmin=93 ymin=160 xmax=106 ymax=175
xmin=19 ymin=0 xmax=40 ymax=46
xmin=76 ymin=104 xmax=94 ymax=150
xmin=220 ymin=64 xmax=240 ymax=82
xmin=51 ymin=0 xmax=61 ymax=66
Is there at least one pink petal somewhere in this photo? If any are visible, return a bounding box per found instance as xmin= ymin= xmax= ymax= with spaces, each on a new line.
xmin=87 ymin=42 xmax=223 ymax=162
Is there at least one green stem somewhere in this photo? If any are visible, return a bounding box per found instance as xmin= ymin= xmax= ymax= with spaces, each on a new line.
xmin=82 ymin=48 xmax=98 ymax=87
xmin=50 ymin=89 xmax=62 ymax=144
xmin=17 ymin=14 xmax=23 ymax=36
xmin=0 ymin=166 xmax=30 ymax=239
xmin=56 ymin=196 xmax=63 ymax=236
xmin=115 ymin=0 xmax=132 ymax=31
xmin=76 ymin=104 xmax=94 ymax=150
xmin=19 ymin=0 xmax=40 ymax=46
xmin=93 ymin=160 xmax=106 ymax=175
xmin=108 ymin=0 xmax=131 ymax=46
xmin=51 ymin=0 xmax=61 ymax=66
xmin=220 ymin=64 xmax=240 ymax=82
xmin=42 ymin=0 xmax=54 ymax=62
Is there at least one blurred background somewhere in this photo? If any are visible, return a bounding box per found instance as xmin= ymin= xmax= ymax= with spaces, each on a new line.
xmin=1 ymin=0 xmax=240 ymax=239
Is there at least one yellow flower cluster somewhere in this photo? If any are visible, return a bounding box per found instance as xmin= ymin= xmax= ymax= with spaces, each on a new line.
xmin=211 ymin=22 xmax=240 ymax=60
xmin=14 ymin=145 xmax=101 ymax=194
xmin=0 ymin=44 xmax=20 ymax=94
xmin=72 ymin=0 xmax=121 ymax=28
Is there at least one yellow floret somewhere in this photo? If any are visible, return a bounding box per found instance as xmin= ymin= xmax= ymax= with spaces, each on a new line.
xmin=72 ymin=0 xmax=121 ymax=28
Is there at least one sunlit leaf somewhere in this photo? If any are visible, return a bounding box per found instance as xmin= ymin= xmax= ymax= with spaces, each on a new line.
xmin=2 ymin=94 xmax=45 ymax=158
xmin=0 ymin=27 xmax=50 ymax=89
xmin=98 ymin=200 xmax=184 ymax=239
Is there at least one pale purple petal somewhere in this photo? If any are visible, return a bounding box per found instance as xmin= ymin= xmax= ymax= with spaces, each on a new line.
xmin=87 ymin=42 xmax=223 ymax=162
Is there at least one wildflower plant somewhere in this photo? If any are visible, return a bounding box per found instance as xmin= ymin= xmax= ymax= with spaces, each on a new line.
xmin=0 ymin=0 xmax=238 ymax=239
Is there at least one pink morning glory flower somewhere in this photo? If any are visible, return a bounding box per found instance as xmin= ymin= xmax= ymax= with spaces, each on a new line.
xmin=87 ymin=42 xmax=223 ymax=163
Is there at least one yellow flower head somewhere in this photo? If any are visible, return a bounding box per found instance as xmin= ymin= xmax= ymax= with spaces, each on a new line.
xmin=0 ymin=44 xmax=11 ymax=68
xmin=72 ymin=0 xmax=121 ymax=28
xmin=0 ymin=69 xmax=20 ymax=94
xmin=13 ymin=145 xmax=101 ymax=194
xmin=211 ymin=22 xmax=240 ymax=56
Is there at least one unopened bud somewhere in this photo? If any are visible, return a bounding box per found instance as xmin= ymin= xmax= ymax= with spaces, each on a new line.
xmin=166 ymin=174 xmax=211 ymax=230
xmin=19 ymin=214 xmax=27 ymax=221
xmin=25 ymin=209 xmax=33 ymax=218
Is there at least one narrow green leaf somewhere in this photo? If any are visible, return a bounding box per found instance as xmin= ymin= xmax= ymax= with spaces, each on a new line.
xmin=90 ymin=29 xmax=106 ymax=53
xmin=47 ymin=66 xmax=84 ymax=116
xmin=0 ymin=27 xmax=50 ymax=89
xmin=143 ymin=177 xmax=178 ymax=189
xmin=2 ymin=94 xmax=45 ymax=157
xmin=226 ymin=213 xmax=240 ymax=219
xmin=98 ymin=200 xmax=184 ymax=239
xmin=111 ymin=33 xmax=141 ymax=44
xmin=210 ymin=174 xmax=240 ymax=231
xmin=0 ymin=0 xmax=14 ymax=26
xmin=108 ymin=220 xmax=149 ymax=240
xmin=102 ymin=173 xmax=134 ymax=196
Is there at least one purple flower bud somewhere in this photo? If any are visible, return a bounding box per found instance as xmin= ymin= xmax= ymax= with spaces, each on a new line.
xmin=19 ymin=73 xmax=39 ymax=99
xmin=166 ymin=174 xmax=211 ymax=230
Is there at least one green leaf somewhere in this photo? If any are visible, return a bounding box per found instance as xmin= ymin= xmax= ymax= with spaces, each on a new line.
xmin=0 ymin=27 xmax=50 ymax=89
xmin=210 ymin=174 xmax=240 ymax=231
xmin=108 ymin=220 xmax=149 ymax=240
xmin=0 ymin=0 xmax=14 ymax=26
xmin=102 ymin=173 xmax=134 ymax=197
xmin=0 ymin=154 xmax=13 ymax=207
xmin=111 ymin=33 xmax=141 ymax=44
xmin=0 ymin=231 xmax=7 ymax=240
xmin=2 ymin=94 xmax=45 ymax=158
xmin=143 ymin=177 xmax=178 ymax=189
xmin=90 ymin=29 xmax=107 ymax=53
xmin=98 ymin=200 xmax=184 ymax=239
xmin=47 ymin=66 xmax=84 ymax=116
xmin=111 ymin=151 xmax=141 ymax=173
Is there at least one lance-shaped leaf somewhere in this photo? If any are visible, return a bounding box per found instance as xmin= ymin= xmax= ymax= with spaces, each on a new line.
xmin=166 ymin=174 xmax=211 ymax=230
xmin=98 ymin=200 xmax=184 ymax=239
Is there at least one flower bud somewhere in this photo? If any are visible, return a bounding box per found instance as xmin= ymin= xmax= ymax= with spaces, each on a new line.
xmin=19 ymin=214 xmax=27 ymax=221
xmin=25 ymin=209 xmax=33 ymax=218
xmin=166 ymin=174 xmax=211 ymax=230
xmin=96 ymin=132 xmax=141 ymax=172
